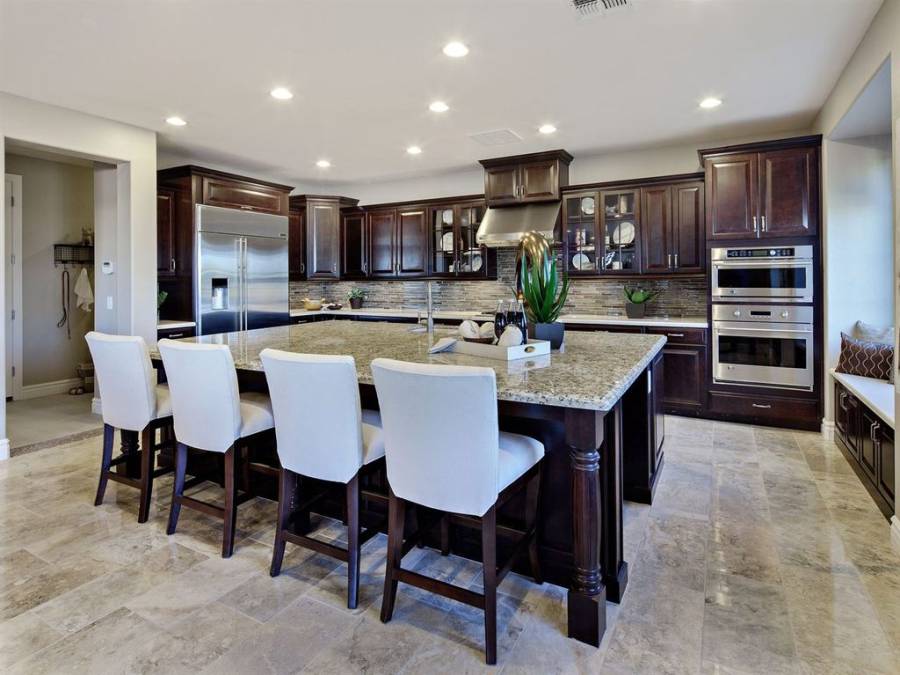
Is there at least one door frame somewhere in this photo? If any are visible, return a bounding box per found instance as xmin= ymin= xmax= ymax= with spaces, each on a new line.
xmin=4 ymin=174 xmax=23 ymax=401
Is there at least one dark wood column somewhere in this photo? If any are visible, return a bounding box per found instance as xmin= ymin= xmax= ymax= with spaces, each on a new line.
xmin=118 ymin=429 xmax=141 ymax=479
xmin=564 ymin=407 xmax=607 ymax=646
xmin=601 ymin=402 xmax=627 ymax=603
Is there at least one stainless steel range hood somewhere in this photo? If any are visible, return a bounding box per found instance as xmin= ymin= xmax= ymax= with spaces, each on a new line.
xmin=475 ymin=202 xmax=561 ymax=247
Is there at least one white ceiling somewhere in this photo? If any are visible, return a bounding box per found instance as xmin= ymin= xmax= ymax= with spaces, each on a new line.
xmin=0 ymin=0 xmax=883 ymax=188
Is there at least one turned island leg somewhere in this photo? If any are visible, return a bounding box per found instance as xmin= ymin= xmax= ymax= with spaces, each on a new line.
xmin=565 ymin=408 xmax=607 ymax=647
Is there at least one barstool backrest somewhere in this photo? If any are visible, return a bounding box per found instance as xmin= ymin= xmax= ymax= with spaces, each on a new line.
xmin=85 ymin=332 xmax=157 ymax=431
xmin=260 ymin=349 xmax=365 ymax=483
xmin=158 ymin=339 xmax=241 ymax=453
xmin=371 ymin=358 xmax=499 ymax=516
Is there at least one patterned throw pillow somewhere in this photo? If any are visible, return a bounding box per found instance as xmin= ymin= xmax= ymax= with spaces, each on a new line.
xmin=836 ymin=332 xmax=894 ymax=383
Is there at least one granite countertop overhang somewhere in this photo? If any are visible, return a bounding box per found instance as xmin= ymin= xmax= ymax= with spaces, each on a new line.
xmin=152 ymin=321 xmax=666 ymax=412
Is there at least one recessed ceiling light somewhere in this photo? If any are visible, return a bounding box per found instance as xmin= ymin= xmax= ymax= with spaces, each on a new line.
xmin=316 ymin=159 xmax=331 ymax=168
xmin=538 ymin=124 xmax=557 ymax=135
xmin=442 ymin=41 xmax=469 ymax=58
xmin=270 ymin=87 xmax=294 ymax=100
xmin=699 ymin=97 xmax=723 ymax=109
xmin=429 ymin=101 xmax=449 ymax=113
xmin=165 ymin=116 xmax=187 ymax=127
xmin=406 ymin=145 xmax=422 ymax=155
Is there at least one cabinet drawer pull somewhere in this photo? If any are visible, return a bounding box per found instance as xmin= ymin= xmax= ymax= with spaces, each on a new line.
xmin=240 ymin=205 xmax=253 ymax=210
xmin=668 ymin=253 xmax=672 ymax=269
xmin=299 ymin=262 xmax=305 ymax=274
xmin=667 ymin=333 xmax=685 ymax=338
xmin=170 ymin=257 xmax=176 ymax=272
xmin=751 ymin=403 xmax=772 ymax=409
xmin=166 ymin=332 xmax=184 ymax=339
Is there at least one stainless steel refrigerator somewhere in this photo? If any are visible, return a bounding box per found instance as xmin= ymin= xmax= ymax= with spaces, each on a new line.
xmin=195 ymin=204 xmax=289 ymax=336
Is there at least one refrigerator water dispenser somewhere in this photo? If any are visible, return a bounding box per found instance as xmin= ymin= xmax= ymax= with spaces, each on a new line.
xmin=211 ymin=278 xmax=228 ymax=310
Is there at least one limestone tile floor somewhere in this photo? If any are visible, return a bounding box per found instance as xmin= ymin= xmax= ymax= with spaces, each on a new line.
xmin=6 ymin=393 xmax=101 ymax=453
xmin=1 ymin=417 xmax=899 ymax=673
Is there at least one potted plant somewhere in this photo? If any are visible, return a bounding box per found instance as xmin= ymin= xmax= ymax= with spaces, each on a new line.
xmin=520 ymin=242 xmax=569 ymax=349
xmin=347 ymin=287 xmax=366 ymax=310
xmin=623 ymin=286 xmax=658 ymax=319
xmin=157 ymin=290 xmax=168 ymax=322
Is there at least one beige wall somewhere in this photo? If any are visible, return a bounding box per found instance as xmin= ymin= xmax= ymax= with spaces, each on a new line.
xmin=814 ymin=0 xmax=900 ymax=522
xmin=5 ymin=153 xmax=94 ymax=387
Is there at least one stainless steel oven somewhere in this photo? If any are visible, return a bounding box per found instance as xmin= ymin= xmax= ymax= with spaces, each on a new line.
xmin=711 ymin=245 xmax=813 ymax=303
xmin=712 ymin=304 xmax=814 ymax=391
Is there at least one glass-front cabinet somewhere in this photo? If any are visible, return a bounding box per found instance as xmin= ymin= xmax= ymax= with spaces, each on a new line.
xmin=599 ymin=189 xmax=640 ymax=274
xmin=430 ymin=202 xmax=489 ymax=277
xmin=563 ymin=192 xmax=600 ymax=275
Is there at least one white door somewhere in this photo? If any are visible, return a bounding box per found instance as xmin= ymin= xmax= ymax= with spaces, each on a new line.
xmin=4 ymin=175 xmax=20 ymax=399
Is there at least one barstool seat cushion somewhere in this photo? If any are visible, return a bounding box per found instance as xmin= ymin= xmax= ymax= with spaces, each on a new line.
xmin=154 ymin=384 xmax=173 ymax=419
xmin=361 ymin=409 xmax=385 ymax=465
xmin=498 ymin=432 xmax=544 ymax=491
xmin=238 ymin=392 xmax=275 ymax=438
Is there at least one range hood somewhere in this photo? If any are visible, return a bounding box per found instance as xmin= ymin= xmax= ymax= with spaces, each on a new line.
xmin=475 ymin=202 xmax=561 ymax=248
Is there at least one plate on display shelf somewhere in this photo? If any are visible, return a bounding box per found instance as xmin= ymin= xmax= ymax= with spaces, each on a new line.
xmin=571 ymin=252 xmax=593 ymax=271
xmin=581 ymin=197 xmax=595 ymax=215
xmin=441 ymin=231 xmax=455 ymax=253
xmin=471 ymin=253 xmax=483 ymax=272
xmin=441 ymin=209 xmax=454 ymax=225
xmin=611 ymin=221 xmax=635 ymax=245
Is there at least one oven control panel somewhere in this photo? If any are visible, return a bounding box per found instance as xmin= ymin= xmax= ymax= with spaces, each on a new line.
xmin=726 ymin=248 xmax=794 ymax=258
xmin=712 ymin=304 xmax=814 ymax=324
xmin=711 ymin=244 xmax=813 ymax=262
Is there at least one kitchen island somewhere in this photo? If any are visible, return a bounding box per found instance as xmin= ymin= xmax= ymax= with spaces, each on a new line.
xmin=151 ymin=321 xmax=666 ymax=647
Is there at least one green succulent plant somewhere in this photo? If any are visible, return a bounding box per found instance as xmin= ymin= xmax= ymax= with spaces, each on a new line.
xmin=347 ymin=287 xmax=365 ymax=300
xmin=157 ymin=290 xmax=168 ymax=309
xmin=519 ymin=242 xmax=569 ymax=324
xmin=624 ymin=287 xmax=658 ymax=305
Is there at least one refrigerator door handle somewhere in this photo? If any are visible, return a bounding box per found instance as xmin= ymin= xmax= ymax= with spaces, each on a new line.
xmin=241 ymin=237 xmax=249 ymax=332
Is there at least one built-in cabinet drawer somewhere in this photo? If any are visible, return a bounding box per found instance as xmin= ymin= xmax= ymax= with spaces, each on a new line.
xmin=708 ymin=391 xmax=818 ymax=426
xmin=201 ymin=177 xmax=288 ymax=215
xmin=646 ymin=327 xmax=706 ymax=345
xmin=157 ymin=326 xmax=196 ymax=340
xmin=834 ymin=380 xmax=895 ymax=519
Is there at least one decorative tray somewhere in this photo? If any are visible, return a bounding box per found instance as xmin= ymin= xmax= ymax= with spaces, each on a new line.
xmin=451 ymin=338 xmax=551 ymax=361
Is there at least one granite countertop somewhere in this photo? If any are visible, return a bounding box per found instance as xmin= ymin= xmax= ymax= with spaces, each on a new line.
xmin=151 ymin=321 xmax=665 ymax=412
xmin=290 ymin=307 xmax=708 ymax=329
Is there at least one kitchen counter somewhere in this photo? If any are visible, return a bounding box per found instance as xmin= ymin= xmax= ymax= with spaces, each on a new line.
xmin=153 ymin=320 xmax=665 ymax=412
xmin=290 ymin=307 xmax=708 ymax=329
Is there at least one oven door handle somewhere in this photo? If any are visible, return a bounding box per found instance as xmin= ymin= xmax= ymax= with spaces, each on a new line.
xmin=714 ymin=325 xmax=812 ymax=336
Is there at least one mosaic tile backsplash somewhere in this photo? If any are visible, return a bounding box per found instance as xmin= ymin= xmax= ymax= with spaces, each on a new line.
xmin=290 ymin=249 xmax=708 ymax=317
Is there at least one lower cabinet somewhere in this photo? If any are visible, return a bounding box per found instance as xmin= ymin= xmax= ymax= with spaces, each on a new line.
xmin=834 ymin=381 xmax=895 ymax=519
xmin=647 ymin=328 xmax=706 ymax=415
xmin=157 ymin=325 xmax=196 ymax=340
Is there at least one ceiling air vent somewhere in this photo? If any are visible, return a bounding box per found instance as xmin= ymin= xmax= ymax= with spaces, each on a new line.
xmin=572 ymin=0 xmax=632 ymax=18
xmin=468 ymin=129 xmax=523 ymax=147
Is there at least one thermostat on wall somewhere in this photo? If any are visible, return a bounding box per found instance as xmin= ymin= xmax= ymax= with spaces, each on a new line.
xmin=101 ymin=261 xmax=114 ymax=275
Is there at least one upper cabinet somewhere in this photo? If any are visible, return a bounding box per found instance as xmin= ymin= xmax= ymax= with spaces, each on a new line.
xmin=157 ymin=188 xmax=177 ymax=277
xmin=480 ymin=150 xmax=572 ymax=207
xmin=288 ymin=208 xmax=305 ymax=280
xmin=201 ymin=175 xmax=289 ymax=215
xmin=700 ymin=137 xmax=820 ymax=241
xmin=342 ymin=211 xmax=367 ymax=279
xmin=291 ymin=195 xmax=359 ymax=281
xmin=364 ymin=206 xmax=428 ymax=278
xmin=431 ymin=201 xmax=493 ymax=277
xmin=562 ymin=177 xmax=703 ymax=278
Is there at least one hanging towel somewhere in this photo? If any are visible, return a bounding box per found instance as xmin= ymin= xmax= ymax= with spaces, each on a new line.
xmin=74 ymin=267 xmax=94 ymax=312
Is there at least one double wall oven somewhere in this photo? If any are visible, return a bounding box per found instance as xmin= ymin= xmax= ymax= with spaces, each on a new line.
xmin=711 ymin=246 xmax=815 ymax=392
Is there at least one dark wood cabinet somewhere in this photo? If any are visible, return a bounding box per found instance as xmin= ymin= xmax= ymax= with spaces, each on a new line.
xmin=342 ymin=211 xmax=367 ymax=279
xmin=397 ymin=208 xmax=428 ymax=275
xmin=834 ymin=380 xmax=895 ymax=519
xmin=700 ymin=136 xmax=820 ymax=241
xmin=157 ymin=188 xmax=177 ymax=277
xmin=201 ymin=176 xmax=288 ymax=215
xmin=157 ymin=325 xmax=196 ymax=340
xmin=640 ymin=185 xmax=671 ymax=273
xmin=291 ymin=195 xmax=359 ymax=280
xmin=288 ymin=208 xmax=306 ymax=280
xmin=671 ymin=182 xmax=705 ymax=273
xmin=647 ymin=327 xmax=706 ymax=414
xmin=367 ymin=209 xmax=397 ymax=278
xmin=760 ymin=147 xmax=818 ymax=237
xmin=480 ymin=150 xmax=572 ymax=207
xmin=429 ymin=201 xmax=492 ymax=277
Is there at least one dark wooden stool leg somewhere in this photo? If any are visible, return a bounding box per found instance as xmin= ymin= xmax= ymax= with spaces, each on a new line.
xmin=166 ymin=442 xmax=188 ymax=535
xmin=119 ymin=429 xmax=140 ymax=479
xmin=346 ymin=473 xmax=361 ymax=610
xmin=482 ymin=504 xmax=498 ymax=666
xmin=137 ymin=426 xmax=154 ymax=523
xmin=222 ymin=446 xmax=238 ymax=558
xmin=380 ymin=490 xmax=406 ymax=623
xmin=241 ymin=444 xmax=251 ymax=495
xmin=526 ymin=466 xmax=543 ymax=584
xmin=270 ymin=468 xmax=292 ymax=577
xmin=440 ymin=514 xmax=450 ymax=556
xmin=94 ymin=424 xmax=115 ymax=506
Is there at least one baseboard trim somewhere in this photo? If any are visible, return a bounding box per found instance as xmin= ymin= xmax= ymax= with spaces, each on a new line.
xmin=821 ymin=419 xmax=835 ymax=441
xmin=0 ymin=438 xmax=9 ymax=461
xmin=18 ymin=378 xmax=82 ymax=400
xmin=892 ymin=516 xmax=900 ymax=550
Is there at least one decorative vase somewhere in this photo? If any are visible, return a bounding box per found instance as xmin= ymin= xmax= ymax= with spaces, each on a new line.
xmin=531 ymin=322 xmax=565 ymax=349
xmin=349 ymin=297 xmax=363 ymax=309
xmin=625 ymin=302 xmax=646 ymax=319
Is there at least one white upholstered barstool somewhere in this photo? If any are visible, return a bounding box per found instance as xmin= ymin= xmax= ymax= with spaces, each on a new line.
xmin=85 ymin=331 xmax=174 ymax=523
xmin=158 ymin=339 xmax=274 ymax=558
xmin=260 ymin=349 xmax=386 ymax=609
xmin=371 ymin=358 xmax=544 ymax=665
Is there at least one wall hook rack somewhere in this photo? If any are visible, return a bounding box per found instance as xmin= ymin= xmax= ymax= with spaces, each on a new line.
xmin=54 ymin=244 xmax=94 ymax=267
